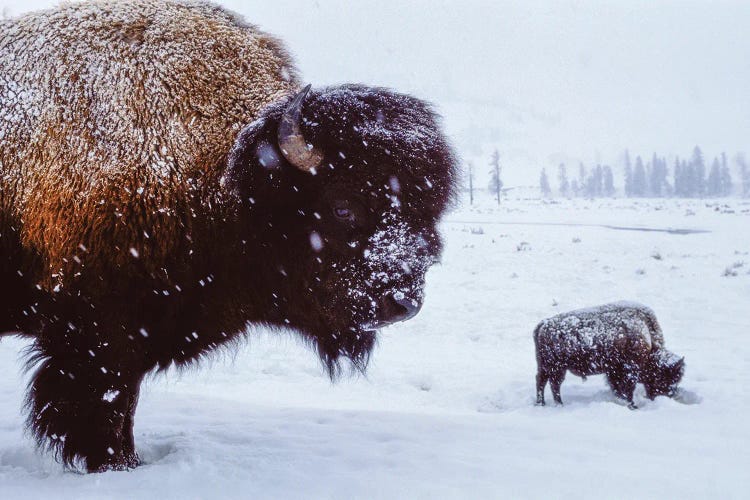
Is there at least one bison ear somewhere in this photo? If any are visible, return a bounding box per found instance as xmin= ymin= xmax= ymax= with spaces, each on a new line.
xmin=225 ymin=116 xmax=287 ymax=201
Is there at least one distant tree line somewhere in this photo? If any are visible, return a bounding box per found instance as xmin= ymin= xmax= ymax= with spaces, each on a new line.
xmin=542 ymin=146 xmax=749 ymax=198
xmin=553 ymin=163 xmax=616 ymax=198
xmin=464 ymin=146 xmax=749 ymax=204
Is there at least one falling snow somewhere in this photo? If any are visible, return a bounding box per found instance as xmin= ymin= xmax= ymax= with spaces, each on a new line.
xmin=309 ymin=231 xmax=324 ymax=252
xmin=102 ymin=390 xmax=120 ymax=403
xmin=0 ymin=0 xmax=747 ymax=497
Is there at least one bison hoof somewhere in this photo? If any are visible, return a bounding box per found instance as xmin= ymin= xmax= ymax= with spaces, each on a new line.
xmin=90 ymin=453 xmax=141 ymax=473
xmin=627 ymin=403 xmax=638 ymax=410
xmin=535 ymin=400 xmax=545 ymax=407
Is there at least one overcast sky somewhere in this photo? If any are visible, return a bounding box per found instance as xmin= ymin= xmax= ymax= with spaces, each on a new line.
xmin=4 ymin=0 xmax=749 ymax=183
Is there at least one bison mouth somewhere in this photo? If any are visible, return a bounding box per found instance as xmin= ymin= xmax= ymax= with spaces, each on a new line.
xmin=358 ymin=291 xmax=423 ymax=330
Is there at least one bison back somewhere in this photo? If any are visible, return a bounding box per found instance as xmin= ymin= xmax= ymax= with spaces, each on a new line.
xmin=533 ymin=302 xmax=663 ymax=369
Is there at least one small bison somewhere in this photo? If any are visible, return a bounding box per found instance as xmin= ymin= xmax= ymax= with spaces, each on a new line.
xmin=534 ymin=302 xmax=684 ymax=409
xmin=0 ymin=1 xmax=457 ymax=471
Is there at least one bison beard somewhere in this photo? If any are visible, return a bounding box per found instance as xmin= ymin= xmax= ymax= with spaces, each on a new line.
xmin=0 ymin=3 xmax=458 ymax=472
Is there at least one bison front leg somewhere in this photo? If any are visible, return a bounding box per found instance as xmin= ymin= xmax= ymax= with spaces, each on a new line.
xmin=120 ymin=383 xmax=142 ymax=462
xmin=606 ymin=366 xmax=638 ymax=410
xmin=26 ymin=327 xmax=146 ymax=472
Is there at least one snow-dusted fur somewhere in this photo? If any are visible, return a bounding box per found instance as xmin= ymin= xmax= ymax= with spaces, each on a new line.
xmin=0 ymin=1 xmax=457 ymax=472
xmin=534 ymin=301 xmax=684 ymax=408
xmin=0 ymin=0 xmax=297 ymax=288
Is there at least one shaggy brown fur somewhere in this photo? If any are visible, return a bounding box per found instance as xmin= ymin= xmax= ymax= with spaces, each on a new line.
xmin=1 ymin=0 xmax=297 ymax=291
xmin=533 ymin=302 xmax=684 ymax=409
xmin=1 ymin=1 xmax=458 ymax=473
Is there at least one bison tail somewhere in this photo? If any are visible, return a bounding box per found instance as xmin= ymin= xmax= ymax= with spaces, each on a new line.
xmin=532 ymin=322 xmax=544 ymax=365
xmin=532 ymin=322 xmax=542 ymax=340
xmin=643 ymin=308 xmax=665 ymax=350
xmin=532 ymin=323 xmax=542 ymax=346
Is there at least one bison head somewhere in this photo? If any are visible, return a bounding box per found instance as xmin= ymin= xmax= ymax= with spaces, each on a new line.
xmin=642 ymin=349 xmax=685 ymax=399
xmin=225 ymin=85 xmax=457 ymax=375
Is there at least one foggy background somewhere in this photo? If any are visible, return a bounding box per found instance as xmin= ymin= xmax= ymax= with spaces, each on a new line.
xmin=3 ymin=0 xmax=748 ymax=186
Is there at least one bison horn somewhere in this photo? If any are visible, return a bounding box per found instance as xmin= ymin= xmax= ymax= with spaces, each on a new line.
xmin=277 ymin=84 xmax=323 ymax=172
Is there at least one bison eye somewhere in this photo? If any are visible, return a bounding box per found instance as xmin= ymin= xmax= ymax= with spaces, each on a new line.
xmin=333 ymin=205 xmax=352 ymax=220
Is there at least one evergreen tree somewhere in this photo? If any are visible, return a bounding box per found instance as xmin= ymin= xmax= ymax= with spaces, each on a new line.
xmin=624 ymin=163 xmax=634 ymax=197
xmin=603 ymin=165 xmax=615 ymax=196
xmin=673 ymin=158 xmax=683 ymax=197
xmin=648 ymin=153 xmax=667 ymax=197
xmin=584 ymin=172 xmax=595 ymax=198
xmin=539 ymin=168 xmax=552 ymax=198
xmin=558 ymin=163 xmax=569 ymax=197
xmin=633 ymin=156 xmax=647 ymax=196
xmin=720 ymin=152 xmax=732 ymax=196
xmin=737 ymin=154 xmax=750 ymax=198
xmin=578 ymin=163 xmax=587 ymax=197
xmin=707 ymin=158 xmax=722 ymax=196
xmin=691 ymin=146 xmax=706 ymax=197
xmin=623 ymin=150 xmax=633 ymax=197
xmin=467 ymin=161 xmax=474 ymax=205
xmin=593 ymin=165 xmax=603 ymax=196
xmin=488 ymin=150 xmax=503 ymax=205
xmin=571 ymin=179 xmax=580 ymax=197
xmin=662 ymin=156 xmax=673 ymax=196
xmin=646 ymin=157 xmax=654 ymax=196
xmin=684 ymin=159 xmax=697 ymax=197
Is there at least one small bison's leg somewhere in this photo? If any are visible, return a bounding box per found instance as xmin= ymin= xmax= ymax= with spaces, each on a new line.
xmin=26 ymin=320 xmax=146 ymax=472
xmin=549 ymin=369 xmax=566 ymax=405
xmin=606 ymin=366 xmax=638 ymax=409
xmin=535 ymin=370 xmax=548 ymax=406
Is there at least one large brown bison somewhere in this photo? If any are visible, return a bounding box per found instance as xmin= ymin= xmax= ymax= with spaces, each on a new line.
xmin=0 ymin=1 xmax=457 ymax=471
xmin=534 ymin=302 xmax=684 ymax=409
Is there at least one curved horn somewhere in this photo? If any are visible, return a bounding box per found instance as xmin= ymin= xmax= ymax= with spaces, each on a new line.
xmin=278 ymin=84 xmax=323 ymax=172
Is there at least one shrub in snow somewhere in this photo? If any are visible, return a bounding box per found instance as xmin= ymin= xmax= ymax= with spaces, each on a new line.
xmin=722 ymin=261 xmax=745 ymax=277
xmin=516 ymin=241 xmax=531 ymax=252
xmin=533 ymin=302 xmax=684 ymax=409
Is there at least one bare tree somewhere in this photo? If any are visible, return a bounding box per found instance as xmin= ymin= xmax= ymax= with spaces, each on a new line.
xmin=539 ymin=168 xmax=551 ymax=198
xmin=467 ymin=161 xmax=475 ymax=205
xmin=558 ymin=163 xmax=569 ymax=197
xmin=488 ymin=149 xmax=503 ymax=205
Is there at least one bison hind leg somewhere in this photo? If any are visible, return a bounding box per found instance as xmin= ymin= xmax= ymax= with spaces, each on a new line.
xmin=25 ymin=323 xmax=147 ymax=472
xmin=0 ymin=260 xmax=38 ymax=336
xmin=535 ymin=370 xmax=548 ymax=406
xmin=548 ymin=369 xmax=566 ymax=405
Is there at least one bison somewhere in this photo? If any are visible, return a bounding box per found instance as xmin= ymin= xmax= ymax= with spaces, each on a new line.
xmin=0 ymin=1 xmax=457 ymax=471
xmin=534 ymin=302 xmax=684 ymax=409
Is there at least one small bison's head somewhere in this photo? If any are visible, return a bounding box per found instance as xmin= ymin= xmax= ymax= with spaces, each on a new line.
xmin=225 ymin=85 xmax=457 ymax=374
xmin=642 ymin=349 xmax=685 ymax=399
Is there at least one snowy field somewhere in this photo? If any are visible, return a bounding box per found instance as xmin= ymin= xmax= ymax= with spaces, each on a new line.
xmin=1 ymin=197 xmax=748 ymax=499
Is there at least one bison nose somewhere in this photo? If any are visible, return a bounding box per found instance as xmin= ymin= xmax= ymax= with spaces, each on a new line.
xmin=379 ymin=293 xmax=422 ymax=324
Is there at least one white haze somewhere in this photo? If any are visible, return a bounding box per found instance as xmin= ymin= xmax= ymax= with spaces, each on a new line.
xmin=3 ymin=0 xmax=748 ymax=185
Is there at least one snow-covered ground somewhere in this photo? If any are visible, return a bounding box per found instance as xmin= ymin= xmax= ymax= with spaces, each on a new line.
xmin=1 ymin=197 xmax=748 ymax=499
